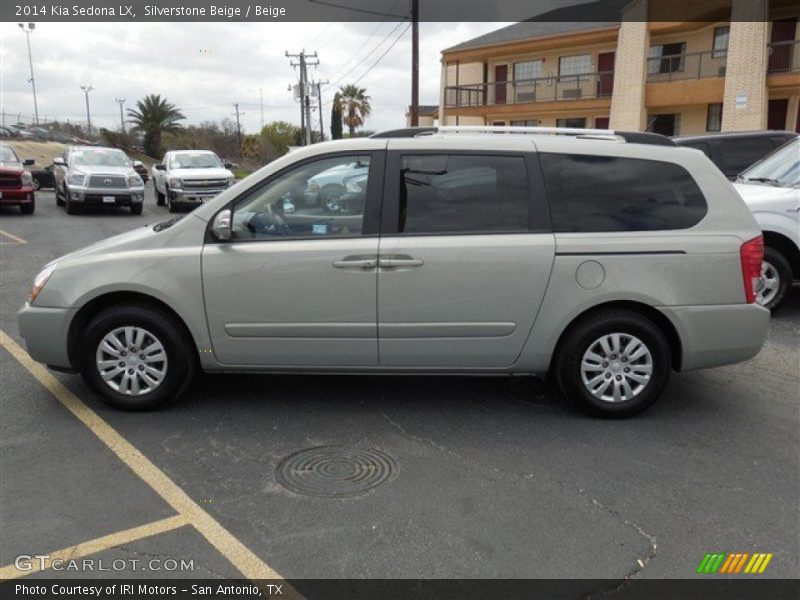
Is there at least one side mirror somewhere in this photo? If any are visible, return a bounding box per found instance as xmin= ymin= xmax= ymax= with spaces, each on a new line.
xmin=211 ymin=209 xmax=232 ymax=241
xmin=223 ymin=162 xmax=233 ymax=169
xmin=24 ymin=158 xmax=35 ymax=166
xmin=154 ymin=164 xmax=166 ymax=171
xmin=132 ymin=160 xmax=143 ymax=168
xmin=53 ymin=157 xmax=66 ymax=166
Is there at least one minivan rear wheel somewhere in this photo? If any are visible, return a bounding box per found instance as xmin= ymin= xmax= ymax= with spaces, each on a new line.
xmin=555 ymin=309 xmax=671 ymax=418
xmin=81 ymin=304 xmax=196 ymax=410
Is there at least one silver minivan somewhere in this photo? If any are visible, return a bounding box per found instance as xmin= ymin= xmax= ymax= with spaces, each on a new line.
xmin=18 ymin=127 xmax=770 ymax=417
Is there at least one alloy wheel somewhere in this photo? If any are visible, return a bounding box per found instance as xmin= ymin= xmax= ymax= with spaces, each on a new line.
xmin=95 ymin=326 xmax=168 ymax=396
xmin=756 ymin=260 xmax=780 ymax=307
xmin=580 ymin=333 xmax=653 ymax=403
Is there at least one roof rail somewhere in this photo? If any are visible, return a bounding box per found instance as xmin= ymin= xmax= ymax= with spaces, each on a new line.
xmin=369 ymin=126 xmax=677 ymax=146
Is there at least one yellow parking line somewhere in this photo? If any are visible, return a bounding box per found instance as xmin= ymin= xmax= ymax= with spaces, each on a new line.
xmin=0 ymin=229 xmax=27 ymax=244
xmin=0 ymin=515 xmax=188 ymax=580
xmin=0 ymin=330 xmax=288 ymax=582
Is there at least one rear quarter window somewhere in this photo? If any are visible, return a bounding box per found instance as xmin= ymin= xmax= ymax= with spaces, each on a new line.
xmin=540 ymin=153 xmax=708 ymax=232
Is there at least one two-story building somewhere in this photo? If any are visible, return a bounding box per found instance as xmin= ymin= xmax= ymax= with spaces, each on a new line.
xmin=438 ymin=0 xmax=800 ymax=135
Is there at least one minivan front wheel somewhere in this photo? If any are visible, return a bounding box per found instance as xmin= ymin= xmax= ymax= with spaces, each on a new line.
xmin=555 ymin=309 xmax=671 ymax=418
xmin=81 ymin=304 xmax=196 ymax=410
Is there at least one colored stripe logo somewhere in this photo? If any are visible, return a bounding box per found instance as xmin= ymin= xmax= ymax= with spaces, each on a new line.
xmin=697 ymin=552 xmax=773 ymax=574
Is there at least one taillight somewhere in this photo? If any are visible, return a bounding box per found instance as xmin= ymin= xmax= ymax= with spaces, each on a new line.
xmin=740 ymin=235 xmax=764 ymax=304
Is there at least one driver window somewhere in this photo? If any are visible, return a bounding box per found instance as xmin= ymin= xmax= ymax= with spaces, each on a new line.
xmin=232 ymin=155 xmax=371 ymax=241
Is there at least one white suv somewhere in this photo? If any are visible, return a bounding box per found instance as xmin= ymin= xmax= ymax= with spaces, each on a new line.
xmin=734 ymin=138 xmax=800 ymax=310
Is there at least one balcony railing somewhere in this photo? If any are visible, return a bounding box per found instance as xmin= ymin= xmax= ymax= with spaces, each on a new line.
xmin=646 ymin=49 xmax=728 ymax=82
xmin=768 ymin=39 xmax=800 ymax=73
xmin=444 ymin=71 xmax=614 ymax=108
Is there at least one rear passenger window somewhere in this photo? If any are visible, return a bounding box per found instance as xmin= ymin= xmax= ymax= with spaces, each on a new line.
xmin=399 ymin=154 xmax=530 ymax=234
xmin=719 ymin=138 xmax=774 ymax=175
xmin=541 ymin=154 xmax=707 ymax=232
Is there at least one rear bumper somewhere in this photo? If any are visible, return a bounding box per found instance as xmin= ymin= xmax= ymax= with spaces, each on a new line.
xmin=17 ymin=302 xmax=76 ymax=370
xmin=0 ymin=188 xmax=35 ymax=204
xmin=658 ymin=303 xmax=770 ymax=371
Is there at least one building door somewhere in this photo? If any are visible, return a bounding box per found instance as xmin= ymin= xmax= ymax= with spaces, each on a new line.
xmin=768 ymin=99 xmax=789 ymax=130
xmin=597 ymin=52 xmax=615 ymax=96
xmin=768 ymin=18 xmax=797 ymax=72
xmin=595 ymin=117 xmax=610 ymax=129
xmin=494 ymin=65 xmax=508 ymax=104
xmin=648 ymin=114 xmax=678 ymax=136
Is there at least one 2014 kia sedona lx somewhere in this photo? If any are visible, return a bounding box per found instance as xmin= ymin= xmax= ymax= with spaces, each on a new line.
xmin=17 ymin=126 xmax=770 ymax=417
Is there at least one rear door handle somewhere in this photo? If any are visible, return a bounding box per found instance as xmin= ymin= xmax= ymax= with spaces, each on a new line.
xmin=333 ymin=257 xmax=377 ymax=269
xmin=379 ymin=258 xmax=424 ymax=268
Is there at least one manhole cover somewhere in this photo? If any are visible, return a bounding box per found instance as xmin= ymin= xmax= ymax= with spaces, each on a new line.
xmin=275 ymin=446 xmax=397 ymax=497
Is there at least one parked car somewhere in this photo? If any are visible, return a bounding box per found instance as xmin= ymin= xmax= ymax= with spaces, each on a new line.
xmin=0 ymin=126 xmax=19 ymax=139
xmin=734 ymin=137 xmax=800 ymax=310
xmin=30 ymin=163 xmax=55 ymax=190
xmin=151 ymin=150 xmax=234 ymax=213
xmin=132 ymin=160 xmax=149 ymax=184
xmin=52 ymin=146 xmax=145 ymax=215
xmin=304 ymin=160 xmax=370 ymax=210
xmin=674 ymin=130 xmax=797 ymax=180
xmin=0 ymin=144 xmax=36 ymax=214
xmin=17 ymin=126 xmax=770 ymax=417
xmin=9 ymin=125 xmax=34 ymax=139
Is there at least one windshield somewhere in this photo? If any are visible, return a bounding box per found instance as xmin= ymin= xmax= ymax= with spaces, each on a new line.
xmin=0 ymin=145 xmax=20 ymax=163
xmin=739 ymin=138 xmax=800 ymax=187
xmin=71 ymin=148 xmax=131 ymax=168
xmin=169 ymin=153 xmax=223 ymax=169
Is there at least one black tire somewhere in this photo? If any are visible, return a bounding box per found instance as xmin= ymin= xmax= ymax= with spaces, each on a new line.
xmin=554 ymin=308 xmax=671 ymax=418
xmin=80 ymin=304 xmax=197 ymax=410
xmin=65 ymin=198 xmax=79 ymax=214
xmin=56 ymin=185 xmax=66 ymax=206
xmin=759 ymin=246 xmax=792 ymax=311
xmin=166 ymin=187 xmax=177 ymax=213
xmin=130 ymin=203 xmax=143 ymax=215
xmin=20 ymin=200 xmax=35 ymax=214
xmin=155 ymin=181 xmax=165 ymax=206
xmin=32 ymin=177 xmax=41 ymax=191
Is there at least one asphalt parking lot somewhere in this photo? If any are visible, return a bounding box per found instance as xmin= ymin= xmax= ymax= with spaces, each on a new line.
xmin=1 ymin=189 xmax=798 ymax=590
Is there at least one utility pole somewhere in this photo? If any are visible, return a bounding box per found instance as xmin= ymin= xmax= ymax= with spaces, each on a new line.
xmin=18 ymin=23 xmax=39 ymax=125
xmin=286 ymin=50 xmax=318 ymax=145
xmin=115 ymin=98 xmax=126 ymax=133
xmin=410 ymin=0 xmax=419 ymax=127
xmin=232 ymin=103 xmax=243 ymax=157
xmin=81 ymin=85 xmax=94 ymax=136
xmin=259 ymin=87 xmax=264 ymax=131
xmin=315 ymin=80 xmax=328 ymax=141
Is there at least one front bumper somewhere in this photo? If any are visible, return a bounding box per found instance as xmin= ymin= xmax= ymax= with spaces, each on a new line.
xmin=169 ymin=188 xmax=227 ymax=204
xmin=658 ymin=303 xmax=770 ymax=371
xmin=67 ymin=185 xmax=144 ymax=206
xmin=0 ymin=187 xmax=35 ymax=205
xmin=17 ymin=302 xmax=77 ymax=370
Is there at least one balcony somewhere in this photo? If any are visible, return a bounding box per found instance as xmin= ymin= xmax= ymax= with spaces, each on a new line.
xmin=646 ymin=49 xmax=728 ymax=82
xmin=444 ymin=71 xmax=614 ymax=108
xmin=767 ymin=39 xmax=800 ymax=73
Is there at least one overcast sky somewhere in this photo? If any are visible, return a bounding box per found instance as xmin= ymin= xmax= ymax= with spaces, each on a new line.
xmin=0 ymin=21 xmax=511 ymax=135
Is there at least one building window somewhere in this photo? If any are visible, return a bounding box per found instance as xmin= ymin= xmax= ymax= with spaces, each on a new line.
xmin=712 ymin=26 xmax=730 ymax=58
xmin=514 ymin=60 xmax=543 ymax=82
xmin=510 ymin=120 xmax=541 ymax=126
xmin=559 ymin=54 xmax=592 ymax=78
xmin=556 ymin=117 xmax=587 ymax=128
xmin=706 ymin=103 xmax=723 ymax=132
xmin=648 ymin=42 xmax=686 ymax=74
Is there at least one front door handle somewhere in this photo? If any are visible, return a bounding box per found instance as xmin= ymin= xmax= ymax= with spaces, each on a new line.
xmin=379 ymin=257 xmax=424 ymax=268
xmin=333 ymin=257 xmax=377 ymax=269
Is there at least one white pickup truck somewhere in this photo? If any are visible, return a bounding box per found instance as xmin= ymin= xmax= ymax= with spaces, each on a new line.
xmin=151 ymin=150 xmax=235 ymax=213
xmin=734 ymin=137 xmax=800 ymax=310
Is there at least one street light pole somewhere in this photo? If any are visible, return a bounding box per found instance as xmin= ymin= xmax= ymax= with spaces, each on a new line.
xmin=18 ymin=23 xmax=39 ymax=125
xmin=115 ymin=98 xmax=126 ymax=133
xmin=81 ymin=85 xmax=94 ymax=136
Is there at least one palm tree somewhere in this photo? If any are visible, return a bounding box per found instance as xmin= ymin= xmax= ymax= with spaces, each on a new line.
xmin=336 ymin=85 xmax=371 ymax=136
xmin=127 ymin=94 xmax=185 ymax=158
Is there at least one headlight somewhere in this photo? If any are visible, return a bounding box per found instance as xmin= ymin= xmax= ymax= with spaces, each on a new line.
xmin=168 ymin=177 xmax=181 ymax=188
xmin=227 ymin=176 xmax=236 ymax=187
xmin=127 ymin=175 xmax=143 ymax=188
xmin=31 ymin=263 xmax=57 ymax=303
xmin=345 ymin=180 xmax=363 ymax=194
xmin=21 ymin=171 xmax=33 ymax=186
xmin=307 ymin=181 xmax=320 ymax=192
xmin=67 ymin=172 xmax=87 ymax=186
